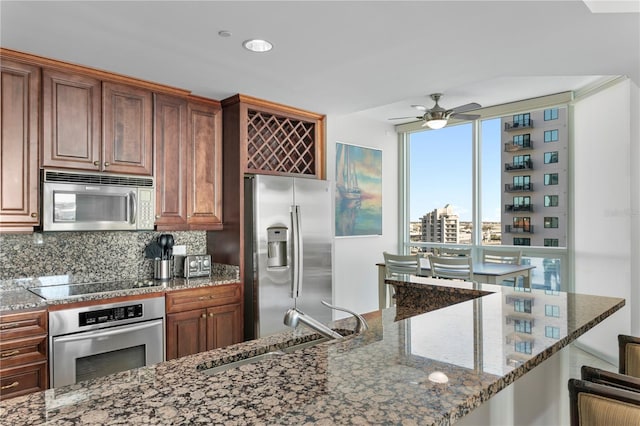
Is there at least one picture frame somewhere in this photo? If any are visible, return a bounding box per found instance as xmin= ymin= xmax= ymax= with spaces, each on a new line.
xmin=335 ymin=142 xmax=382 ymax=237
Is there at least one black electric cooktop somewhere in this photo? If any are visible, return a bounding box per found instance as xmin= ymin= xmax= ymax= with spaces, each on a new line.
xmin=28 ymin=279 xmax=162 ymax=300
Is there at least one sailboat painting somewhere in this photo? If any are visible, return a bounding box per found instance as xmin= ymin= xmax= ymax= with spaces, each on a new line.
xmin=335 ymin=142 xmax=382 ymax=237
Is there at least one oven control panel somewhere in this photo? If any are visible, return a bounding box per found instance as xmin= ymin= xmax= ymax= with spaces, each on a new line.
xmin=79 ymin=304 xmax=143 ymax=327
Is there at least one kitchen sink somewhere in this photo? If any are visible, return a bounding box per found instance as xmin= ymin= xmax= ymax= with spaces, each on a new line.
xmin=200 ymin=329 xmax=353 ymax=376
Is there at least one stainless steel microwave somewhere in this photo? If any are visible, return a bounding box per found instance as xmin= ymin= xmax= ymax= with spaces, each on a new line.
xmin=41 ymin=169 xmax=155 ymax=231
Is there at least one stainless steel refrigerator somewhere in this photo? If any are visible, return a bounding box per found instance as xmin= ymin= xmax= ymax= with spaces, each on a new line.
xmin=244 ymin=174 xmax=333 ymax=340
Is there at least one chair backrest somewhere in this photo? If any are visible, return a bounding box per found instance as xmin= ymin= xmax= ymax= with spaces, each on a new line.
xmin=568 ymin=378 xmax=640 ymax=426
xmin=619 ymin=334 xmax=640 ymax=378
xmin=429 ymin=255 xmax=473 ymax=281
xmin=482 ymin=249 xmax=521 ymax=265
xmin=439 ymin=247 xmax=472 ymax=257
xmin=581 ymin=365 xmax=640 ymax=393
xmin=383 ymin=252 xmax=421 ymax=278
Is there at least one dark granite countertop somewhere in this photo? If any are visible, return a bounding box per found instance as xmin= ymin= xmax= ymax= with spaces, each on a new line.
xmin=0 ymin=275 xmax=624 ymax=425
xmin=0 ymin=263 xmax=240 ymax=312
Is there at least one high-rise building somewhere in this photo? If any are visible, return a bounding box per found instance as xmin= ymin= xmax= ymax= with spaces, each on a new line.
xmin=501 ymin=108 xmax=567 ymax=247
xmin=421 ymin=204 xmax=459 ymax=243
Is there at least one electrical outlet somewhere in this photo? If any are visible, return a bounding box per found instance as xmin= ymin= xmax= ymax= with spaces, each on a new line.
xmin=173 ymin=245 xmax=187 ymax=255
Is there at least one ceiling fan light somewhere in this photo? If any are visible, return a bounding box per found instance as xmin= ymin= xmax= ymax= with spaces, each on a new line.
xmin=425 ymin=119 xmax=448 ymax=129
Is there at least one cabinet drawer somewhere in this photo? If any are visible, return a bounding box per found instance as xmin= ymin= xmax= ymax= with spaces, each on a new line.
xmin=0 ymin=361 xmax=47 ymax=400
xmin=165 ymin=284 xmax=241 ymax=313
xmin=0 ymin=310 xmax=47 ymax=340
xmin=0 ymin=335 xmax=47 ymax=370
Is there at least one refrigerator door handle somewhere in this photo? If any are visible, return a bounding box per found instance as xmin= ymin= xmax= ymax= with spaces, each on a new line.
xmin=290 ymin=205 xmax=303 ymax=298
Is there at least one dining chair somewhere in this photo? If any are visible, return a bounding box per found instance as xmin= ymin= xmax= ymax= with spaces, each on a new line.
xmin=482 ymin=249 xmax=522 ymax=286
xmin=568 ymin=378 xmax=640 ymax=426
xmin=439 ymin=247 xmax=472 ymax=257
xmin=383 ymin=252 xmax=421 ymax=278
xmin=482 ymin=249 xmax=521 ymax=265
xmin=428 ymin=255 xmax=473 ymax=281
xmin=619 ymin=334 xmax=640 ymax=378
xmin=581 ymin=365 xmax=640 ymax=393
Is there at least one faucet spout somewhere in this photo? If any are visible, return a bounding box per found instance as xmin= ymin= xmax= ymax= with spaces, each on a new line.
xmin=321 ymin=301 xmax=369 ymax=333
xmin=283 ymin=308 xmax=343 ymax=339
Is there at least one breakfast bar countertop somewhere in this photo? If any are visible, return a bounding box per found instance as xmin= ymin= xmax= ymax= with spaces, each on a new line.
xmin=0 ymin=276 xmax=625 ymax=425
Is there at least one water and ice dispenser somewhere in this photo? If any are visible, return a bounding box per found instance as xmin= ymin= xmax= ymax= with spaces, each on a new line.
xmin=267 ymin=226 xmax=288 ymax=268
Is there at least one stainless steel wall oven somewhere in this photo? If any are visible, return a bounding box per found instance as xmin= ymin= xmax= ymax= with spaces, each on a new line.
xmin=49 ymin=297 xmax=165 ymax=388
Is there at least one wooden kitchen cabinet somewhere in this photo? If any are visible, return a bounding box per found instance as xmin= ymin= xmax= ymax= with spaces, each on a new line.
xmin=102 ymin=82 xmax=153 ymax=175
xmin=0 ymin=309 xmax=48 ymax=400
xmin=165 ymin=284 xmax=242 ymax=360
xmin=155 ymin=95 xmax=223 ymax=231
xmin=0 ymin=59 xmax=40 ymax=231
xmin=41 ymin=68 xmax=102 ymax=171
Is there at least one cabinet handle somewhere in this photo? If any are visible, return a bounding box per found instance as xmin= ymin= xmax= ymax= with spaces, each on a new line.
xmin=201 ymin=313 xmax=206 ymax=319
xmin=0 ymin=350 xmax=20 ymax=358
xmin=1 ymin=381 xmax=19 ymax=390
xmin=209 ymin=313 xmax=214 ymax=317
xmin=198 ymin=296 xmax=206 ymax=301
xmin=104 ymin=162 xmax=110 ymax=167
xmin=0 ymin=323 xmax=20 ymax=330
xmin=93 ymin=161 xmax=100 ymax=166
xmin=31 ymin=213 xmax=37 ymax=218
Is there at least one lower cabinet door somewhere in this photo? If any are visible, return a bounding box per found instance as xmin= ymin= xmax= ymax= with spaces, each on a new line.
xmin=166 ymin=310 xmax=207 ymax=361
xmin=0 ymin=361 xmax=47 ymax=400
xmin=206 ymin=303 xmax=242 ymax=351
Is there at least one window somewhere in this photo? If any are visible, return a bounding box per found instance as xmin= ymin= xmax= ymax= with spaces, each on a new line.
xmin=514 ymin=238 xmax=531 ymax=246
xmin=515 ymin=341 xmax=532 ymax=354
xmin=514 ymin=299 xmax=532 ymax=314
xmin=513 ymin=113 xmax=531 ymax=127
xmin=513 ymin=196 xmax=531 ymax=207
xmin=515 ymin=319 xmax=532 ymax=333
xmin=544 ymin=151 xmax=558 ymax=164
xmin=513 ymin=216 xmax=530 ymax=230
xmin=545 ymin=173 xmax=559 ymax=185
xmin=545 ymin=304 xmax=560 ymax=317
xmin=544 ymin=217 xmax=559 ymax=228
xmin=513 ymin=154 xmax=531 ymax=167
xmin=545 ymin=326 xmax=560 ymax=339
xmin=544 ymin=129 xmax=559 ymax=142
xmin=544 ymin=195 xmax=559 ymax=207
xmin=513 ymin=134 xmax=531 ymax=147
xmin=544 ymin=108 xmax=558 ymax=121
xmin=513 ymin=175 xmax=531 ymax=190
xmin=544 ymin=238 xmax=559 ymax=247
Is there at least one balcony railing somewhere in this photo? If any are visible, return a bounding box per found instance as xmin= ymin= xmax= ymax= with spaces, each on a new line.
xmin=505 ymin=225 xmax=534 ymax=233
xmin=505 ymin=204 xmax=533 ymax=213
xmin=504 ymin=141 xmax=533 ymax=152
xmin=505 ymin=183 xmax=533 ymax=192
xmin=504 ymin=120 xmax=534 ymax=131
xmin=505 ymin=160 xmax=533 ymax=171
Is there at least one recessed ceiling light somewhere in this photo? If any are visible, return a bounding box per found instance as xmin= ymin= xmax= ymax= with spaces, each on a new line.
xmin=218 ymin=30 xmax=232 ymax=38
xmin=243 ymin=39 xmax=273 ymax=53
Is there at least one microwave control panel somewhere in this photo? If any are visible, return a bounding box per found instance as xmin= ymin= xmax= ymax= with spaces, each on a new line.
xmin=137 ymin=188 xmax=155 ymax=230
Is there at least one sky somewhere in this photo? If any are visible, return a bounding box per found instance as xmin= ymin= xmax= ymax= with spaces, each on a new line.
xmin=409 ymin=118 xmax=501 ymax=222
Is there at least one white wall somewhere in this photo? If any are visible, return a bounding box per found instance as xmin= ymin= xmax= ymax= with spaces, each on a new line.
xmin=326 ymin=115 xmax=399 ymax=316
xmin=573 ymin=79 xmax=639 ymax=362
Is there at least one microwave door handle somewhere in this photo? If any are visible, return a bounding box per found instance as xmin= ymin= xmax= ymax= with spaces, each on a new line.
xmin=129 ymin=192 xmax=137 ymax=225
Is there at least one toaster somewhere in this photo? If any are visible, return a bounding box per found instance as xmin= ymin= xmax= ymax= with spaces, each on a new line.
xmin=183 ymin=254 xmax=212 ymax=278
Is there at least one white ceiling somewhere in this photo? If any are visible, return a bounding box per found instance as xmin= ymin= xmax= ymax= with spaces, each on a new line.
xmin=1 ymin=1 xmax=638 ymax=125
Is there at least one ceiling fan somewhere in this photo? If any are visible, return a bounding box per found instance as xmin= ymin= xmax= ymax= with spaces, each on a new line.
xmin=389 ymin=93 xmax=481 ymax=129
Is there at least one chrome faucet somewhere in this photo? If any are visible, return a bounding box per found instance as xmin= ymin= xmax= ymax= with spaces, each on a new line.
xmin=283 ymin=308 xmax=343 ymax=339
xmin=321 ymin=301 xmax=369 ymax=333
xmin=283 ymin=301 xmax=369 ymax=339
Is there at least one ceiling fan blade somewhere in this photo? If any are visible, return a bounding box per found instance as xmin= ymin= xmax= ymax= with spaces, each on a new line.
xmin=388 ymin=116 xmax=421 ymax=120
xmin=452 ymin=113 xmax=481 ymax=120
xmin=411 ymin=104 xmax=428 ymax=111
xmin=451 ymin=102 xmax=481 ymax=113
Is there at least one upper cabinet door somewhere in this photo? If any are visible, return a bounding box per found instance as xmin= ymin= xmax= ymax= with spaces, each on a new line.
xmin=154 ymin=93 xmax=188 ymax=229
xmin=187 ymin=99 xmax=223 ymax=229
xmin=0 ymin=60 xmax=40 ymax=229
xmin=102 ymin=82 xmax=153 ymax=175
xmin=42 ymin=69 xmax=101 ymax=171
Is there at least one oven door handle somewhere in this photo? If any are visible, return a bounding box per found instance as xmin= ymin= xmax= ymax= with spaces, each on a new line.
xmin=52 ymin=319 xmax=162 ymax=343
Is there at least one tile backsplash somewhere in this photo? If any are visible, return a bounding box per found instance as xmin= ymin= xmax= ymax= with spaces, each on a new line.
xmin=0 ymin=231 xmax=207 ymax=282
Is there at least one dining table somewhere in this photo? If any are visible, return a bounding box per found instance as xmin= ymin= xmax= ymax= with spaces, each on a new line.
xmin=377 ymin=258 xmax=536 ymax=309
